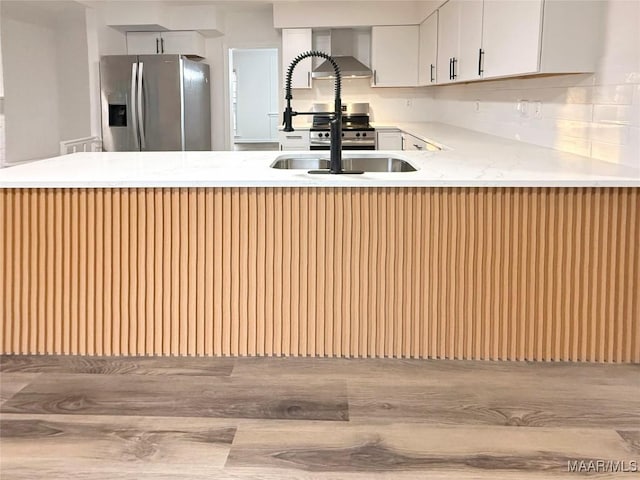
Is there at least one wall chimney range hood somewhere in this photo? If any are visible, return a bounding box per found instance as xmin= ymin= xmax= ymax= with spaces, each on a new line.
xmin=311 ymin=28 xmax=372 ymax=79
xmin=312 ymin=56 xmax=372 ymax=79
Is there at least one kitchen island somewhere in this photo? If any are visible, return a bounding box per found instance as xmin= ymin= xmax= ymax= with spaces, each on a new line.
xmin=1 ymin=124 xmax=639 ymax=362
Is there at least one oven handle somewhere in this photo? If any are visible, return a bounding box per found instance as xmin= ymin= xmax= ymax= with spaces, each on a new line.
xmin=311 ymin=145 xmax=376 ymax=151
xmin=311 ymin=140 xmax=376 ymax=146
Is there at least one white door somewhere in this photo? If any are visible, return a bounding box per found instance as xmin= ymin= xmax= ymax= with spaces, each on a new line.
xmin=419 ymin=12 xmax=438 ymax=86
xmin=232 ymin=49 xmax=279 ymax=143
xmin=282 ymin=29 xmax=312 ymax=89
xmin=371 ymin=26 xmax=419 ymax=87
xmin=481 ymin=0 xmax=543 ymax=79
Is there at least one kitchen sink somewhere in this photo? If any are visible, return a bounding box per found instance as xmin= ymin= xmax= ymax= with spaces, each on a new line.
xmin=271 ymin=154 xmax=417 ymax=172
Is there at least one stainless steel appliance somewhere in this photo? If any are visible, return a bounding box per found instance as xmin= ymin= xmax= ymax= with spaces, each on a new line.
xmin=100 ymin=55 xmax=211 ymax=152
xmin=311 ymin=29 xmax=373 ymax=79
xmin=309 ymin=103 xmax=375 ymax=150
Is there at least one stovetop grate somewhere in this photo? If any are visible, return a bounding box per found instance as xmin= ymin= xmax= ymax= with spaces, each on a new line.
xmin=311 ymin=114 xmax=373 ymax=131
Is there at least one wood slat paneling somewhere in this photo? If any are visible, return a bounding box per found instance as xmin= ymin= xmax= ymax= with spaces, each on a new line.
xmin=1 ymin=187 xmax=638 ymax=361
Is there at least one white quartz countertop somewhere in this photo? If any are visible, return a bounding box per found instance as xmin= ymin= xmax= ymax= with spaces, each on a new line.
xmin=1 ymin=123 xmax=639 ymax=188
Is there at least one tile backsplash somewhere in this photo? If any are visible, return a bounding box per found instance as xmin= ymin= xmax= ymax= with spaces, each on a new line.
xmin=290 ymin=77 xmax=436 ymax=124
xmin=432 ymin=74 xmax=639 ymax=168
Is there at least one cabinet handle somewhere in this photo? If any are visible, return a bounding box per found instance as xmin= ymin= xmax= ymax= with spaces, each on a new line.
xmin=413 ymin=144 xmax=424 ymax=150
xmin=373 ymin=69 xmax=377 ymax=85
xmin=307 ymin=71 xmax=310 ymax=87
xmin=430 ymin=64 xmax=435 ymax=83
xmin=452 ymin=57 xmax=457 ymax=80
xmin=161 ymin=37 xmax=165 ymax=54
xmin=478 ymin=48 xmax=484 ymax=76
xmin=449 ymin=58 xmax=452 ymax=80
xmin=156 ymin=38 xmax=159 ymax=54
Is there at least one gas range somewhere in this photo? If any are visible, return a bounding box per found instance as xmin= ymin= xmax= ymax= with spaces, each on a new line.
xmin=309 ymin=103 xmax=376 ymax=150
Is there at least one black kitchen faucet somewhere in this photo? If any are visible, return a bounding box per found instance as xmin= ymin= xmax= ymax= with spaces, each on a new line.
xmin=282 ymin=51 xmax=364 ymax=175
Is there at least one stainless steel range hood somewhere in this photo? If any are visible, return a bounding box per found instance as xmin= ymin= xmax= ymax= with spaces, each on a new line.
xmin=312 ymin=55 xmax=372 ymax=79
xmin=311 ymin=28 xmax=372 ymax=79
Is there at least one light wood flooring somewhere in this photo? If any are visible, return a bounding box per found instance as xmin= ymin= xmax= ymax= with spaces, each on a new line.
xmin=1 ymin=355 xmax=639 ymax=479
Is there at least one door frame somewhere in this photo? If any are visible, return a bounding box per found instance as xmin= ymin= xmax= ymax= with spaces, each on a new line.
xmin=224 ymin=44 xmax=280 ymax=150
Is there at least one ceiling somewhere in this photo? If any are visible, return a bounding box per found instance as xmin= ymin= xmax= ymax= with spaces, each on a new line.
xmin=1 ymin=0 xmax=439 ymax=28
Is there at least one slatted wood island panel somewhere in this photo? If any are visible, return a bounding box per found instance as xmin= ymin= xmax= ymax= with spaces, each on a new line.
xmin=1 ymin=187 xmax=638 ymax=361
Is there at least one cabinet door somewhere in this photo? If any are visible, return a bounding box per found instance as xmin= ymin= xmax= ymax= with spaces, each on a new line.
xmin=376 ymin=131 xmax=403 ymax=150
xmin=161 ymin=31 xmax=205 ymax=57
xmin=282 ymin=29 xmax=312 ymax=89
xmin=127 ymin=32 xmax=160 ymax=55
xmin=401 ymin=133 xmax=440 ymax=151
xmin=278 ymin=130 xmax=310 ymax=150
xmin=457 ymin=0 xmax=484 ymax=82
xmin=481 ymin=0 xmax=543 ymax=79
xmin=402 ymin=133 xmax=427 ymax=151
xmin=436 ymin=0 xmax=459 ymax=85
xmin=419 ymin=12 xmax=438 ymax=86
xmin=371 ymin=26 xmax=419 ymax=87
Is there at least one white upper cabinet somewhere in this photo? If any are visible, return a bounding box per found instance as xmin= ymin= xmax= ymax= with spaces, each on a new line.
xmin=126 ymin=31 xmax=205 ymax=58
xmin=282 ymin=28 xmax=313 ymax=89
xmin=436 ymin=0 xmax=458 ymax=85
xmin=481 ymin=0 xmax=543 ymax=79
xmin=537 ymin=0 xmax=604 ymax=74
xmin=434 ymin=0 xmax=603 ymax=84
xmin=436 ymin=0 xmax=483 ymax=84
xmin=457 ymin=0 xmax=483 ymax=82
xmin=127 ymin=32 xmax=160 ymax=55
xmin=371 ymin=26 xmax=419 ymax=87
xmin=160 ymin=32 xmax=205 ymax=57
xmin=418 ymin=12 xmax=438 ymax=86
xmin=480 ymin=0 xmax=604 ymax=78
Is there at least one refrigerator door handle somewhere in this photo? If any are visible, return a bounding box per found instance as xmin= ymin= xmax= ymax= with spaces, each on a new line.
xmin=137 ymin=61 xmax=146 ymax=150
xmin=131 ymin=62 xmax=139 ymax=149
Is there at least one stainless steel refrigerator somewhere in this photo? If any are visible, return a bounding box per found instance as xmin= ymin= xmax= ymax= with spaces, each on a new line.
xmin=100 ymin=55 xmax=211 ymax=151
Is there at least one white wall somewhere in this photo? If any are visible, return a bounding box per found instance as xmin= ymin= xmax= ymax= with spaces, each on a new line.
xmin=98 ymin=0 xmax=165 ymax=30
xmin=205 ymin=37 xmax=226 ymax=150
xmin=0 ymin=7 xmax=5 ymax=167
xmin=97 ymin=1 xmax=223 ymax=35
xmin=205 ymin=5 xmax=281 ymax=150
xmin=431 ymin=0 xmax=640 ymax=168
xmin=292 ymin=78 xmax=436 ymax=124
xmin=2 ymin=16 xmax=60 ymax=163
xmin=0 ymin=5 xmax=3 ymax=99
xmin=85 ymin=6 xmax=127 ymax=137
xmin=1 ymin=1 xmax=106 ymax=164
xmin=56 ymin=9 xmax=92 ymax=142
xmin=94 ymin=7 xmax=127 ymax=55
